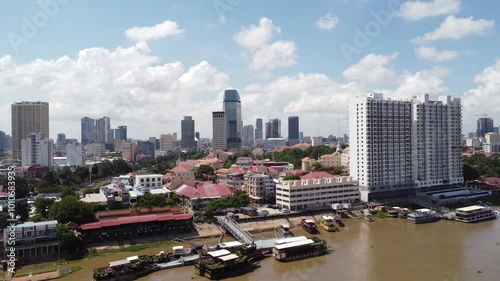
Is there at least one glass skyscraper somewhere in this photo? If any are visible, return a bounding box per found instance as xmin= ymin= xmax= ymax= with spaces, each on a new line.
xmin=223 ymin=89 xmax=242 ymax=149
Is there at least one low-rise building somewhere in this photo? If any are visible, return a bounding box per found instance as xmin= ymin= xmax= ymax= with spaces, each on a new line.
xmin=173 ymin=182 xmax=232 ymax=210
xmin=244 ymin=173 xmax=275 ymax=203
xmin=484 ymin=133 xmax=500 ymax=154
xmin=276 ymin=173 xmax=359 ymax=211
xmin=135 ymin=174 xmax=163 ymax=189
xmin=318 ymin=152 xmax=342 ymax=168
xmin=167 ymin=165 xmax=196 ymax=190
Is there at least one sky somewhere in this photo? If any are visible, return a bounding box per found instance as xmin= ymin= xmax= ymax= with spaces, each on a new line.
xmin=0 ymin=0 xmax=499 ymax=141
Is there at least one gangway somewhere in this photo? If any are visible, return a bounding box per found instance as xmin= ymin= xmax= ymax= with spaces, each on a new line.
xmin=217 ymin=217 xmax=254 ymax=244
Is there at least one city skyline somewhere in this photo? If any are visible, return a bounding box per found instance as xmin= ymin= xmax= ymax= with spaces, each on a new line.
xmin=1 ymin=1 xmax=500 ymax=139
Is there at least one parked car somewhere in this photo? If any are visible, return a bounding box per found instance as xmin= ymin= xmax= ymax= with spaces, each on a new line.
xmin=281 ymin=208 xmax=290 ymax=213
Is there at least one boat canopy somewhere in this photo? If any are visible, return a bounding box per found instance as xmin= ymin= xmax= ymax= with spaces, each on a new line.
xmin=275 ymin=236 xmax=307 ymax=245
xmin=126 ymin=256 xmax=139 ymax=262
xmin=218 ymin=254 xmax=239 ymax=261
xmin=173 ymin=246 xmax=184 ymax=251
xmin=322 ymin=215 xmax=333 ymax=220
xmin=109 ymin=259 xmax=130 ymax=267
xmin=218 ymin=241 xmax=243 ymax=248
xmin=274 ymin=239 xmax=314 ymax=250
xmin=207 ymin=249 xmax=231 ymax=257
xmin=303 ymin=219 xmax=315 ymax=224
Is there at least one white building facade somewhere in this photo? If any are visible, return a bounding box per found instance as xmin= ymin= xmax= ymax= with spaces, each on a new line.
xmin=134 ymin=174 xmax=163 ymax=189
xmin=483 ymin=133 xmax=500 ymax=154
xmin=276 ymin=176 xmax=359 ymax=211
xmin=66 ymin=143 xmax=83 ymax=166
xmin=21 ymin=133 xmax=54 ymax=170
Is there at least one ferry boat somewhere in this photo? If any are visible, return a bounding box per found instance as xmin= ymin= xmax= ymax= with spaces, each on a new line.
xmin=388 ymin=207 xmax=400 ymax=218
xmin=398 ymin=208 xmax=410 ymax=219
xmin=300 ymin=219 xmax=318 ymax=234
xmin=194 ymin=249 xmax=260 ymax=280
xmin=274 ymin=236 xmax=308 ymax=246
xmin=272 ymin=237 xmax=328 ymax=261
xmin=93 ymin=255 xmax=159 ymax=281
xmin=334 ymin=215 xmax=344 ymax=227
xmin=407 ymin=208 xmax=439 ymax=224
xmin=455 ymin=205 xmax=499 ymax=223
xmin=320 ymin=216 xmax=338 ymax=232
xmin=279 ymin=223 xmax=291 ymax=236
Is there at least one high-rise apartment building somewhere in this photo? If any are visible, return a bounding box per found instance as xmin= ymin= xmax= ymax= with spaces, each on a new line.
xmin=95 ymin=117 xmax=111 ymax=144
xmin=121 ymin=141 xmax=137 ymax=162
xmin=0 ymin=131 xmax=5 ymax=150
xmin=160 ymin=133 xmax=177 ymax=151
xmin=242 ymin=125 xmax=254 ymax=147
xmin=223 ymin=90 xmax=242 ymax=149
xmin=412 ymin=94 xmax=463 ymax=191
xmin=81 ymin=117 xmax=95 ymax=145
xmin=476 ymin=117 xmax=494 ymax=137
xmin=349 ymin=93 xmax=463 ymax=202
xmin=212 ymin=111 xmax=227 ymax=150
xmin=115 ymin=126 xmax=127 ymax=141
xmin=181 ymin=116 xmax=196 ymax=150
xmin=265 ymin=118 xmax=281 ymax=139
xmin=21 ymin=133 xmax=54 ymax=170
xmin=288 ymin=116 xmax=300 ymax=146
xmin=11 ymin=101 xmax=49 ymax=160
xmin=255 ymin=118 xmax=263 ymax=140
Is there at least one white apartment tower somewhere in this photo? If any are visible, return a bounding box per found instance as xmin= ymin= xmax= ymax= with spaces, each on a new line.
xmin=160 ymin=133 xmax=177 ymax=151
xmin=350 ymin=93 xmax=463 ymax=202
xmin=349 ymin=93 xmax=414 ymax=202
xmin=412 ymin=94 xmax=463 ymax=191
xmin=21 ymin=133 xmax=54 ymax=170
xmin=212 ymin=111 xmax=227 ymax=150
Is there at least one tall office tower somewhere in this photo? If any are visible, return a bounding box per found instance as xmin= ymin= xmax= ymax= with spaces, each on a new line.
xmin=0 ymin=131 xmax=5 ymax=150
xmin=181 ymin=116 xmax=196 ymax=150
xmin=81 ymin=117 xmax=95 ymax=145
xmin=56 ymin=133 xmax=66 ymax=145
xmin=476 ymin=117 xmax=494 ymax=137
xmin=255 ymin=118 xmax=263 ymax=140
xmin=288 ymin=116 xmax=300 ymax=146
xmin=212 ymin=111 xmax=227 ymax=150
xmin=195 ymin=132 xmax=200 ymax=141
xmin=265 ymin=118 xmax=281 ymax=139
xmin=95 ymin=117 xmax=110 ymax=143
xmin=21 ymin=133 xmax=54 ymax=170
xmin=223 ymin=89 xmax=242 ymax=149
xmin=412 ymin=94 xmax=463 ymax=191
xmin=160 ymin=133 xmax=177 ymax=151
xmin=11 ymin=101 xmax=50 ymax=160
xmin=349 ymin=93 xmax=414 ymax=202
xmin=114 ymin=126 xmax=127 ymax=141
xmin=242 ymin=125 xmax=254 ymax=146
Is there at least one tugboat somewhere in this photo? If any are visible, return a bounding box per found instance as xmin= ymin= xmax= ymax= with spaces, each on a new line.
xmin=272 ymin=237 xmax=328 ymax=261
xmin=93 ymin=256 xmax=159 ymax=281
xmin=320 ymin=216 xmax=338 ymax=232
xmin=334 ymin=215 xmax=345 ymax=227
xmin=194 ymin=249 xmax=260 ymax=280
xmin=388 ymin=207 xmax=400 ymax=218
xmin=407 ymin=208 xmax=439 ymax=224
xmin=300 ymin=219 xmax=318 ymax=234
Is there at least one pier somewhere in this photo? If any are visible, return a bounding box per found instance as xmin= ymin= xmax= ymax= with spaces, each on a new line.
xmin=217 ymin=217 xmax=254 ymax=244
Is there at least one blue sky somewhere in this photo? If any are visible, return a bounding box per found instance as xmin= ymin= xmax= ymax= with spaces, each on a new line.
xmin=0 ymin=0 xmax=499 ymax=140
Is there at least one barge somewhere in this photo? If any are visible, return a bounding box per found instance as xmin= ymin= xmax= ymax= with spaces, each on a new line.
xmin=272 ymin=237 xmax=328 ymax=261
xmin=194 ymin=249 xmax=259 ymax=280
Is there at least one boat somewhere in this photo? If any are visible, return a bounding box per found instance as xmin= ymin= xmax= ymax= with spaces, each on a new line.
xmin=319 ymin=215 xmax=338 ymax=232
xmin=455 ymin=205 xmax=498 ymax=223
xmin=398 ymin=208 xmax=410 ymax=219
xmin=272 ymin=237 xmax=328 ymax=261
xmin=300 ymin=219 xmax=318 ymax=234
xmin=274 ymin=236 xmax=308 ymax=246
xmin=279 ymin=223 xmax=291 ymax=236
xmin=194 ymin=249 xmax=260 ymax=279
xmin=217 ymin=241 xmax=264 ymax=260
xmin=364 ymin=209 xmax=375 ymax=222
xmin=93 ymin=256 xmax=159 ymax=281
xmin=388 ymin=207 xmax=400 ymax=218
xmin=172 ymin=246 xmax=192 ymax=258
xmin=407 ymin=208 xmax=439 ymax=224
xmin=334 ymin=215 xmax=344 ymax=227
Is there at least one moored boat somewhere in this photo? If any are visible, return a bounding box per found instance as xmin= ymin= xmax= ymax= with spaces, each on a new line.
xmin=279 ymin=223 xmax=291 ymax=236
xmin=407 ymin=208 xmax=439 ymax=224
xmin=300 ymin=219 xmax=318 ymax=234
xmin=455 ymin=205 xmax=498 ymax=223
xmin=320 ymin=215 xmax=338 ymax=232
xmin=272 ymin=237 xmax=328 ymax=261
xmin=398 ymin=208 xmax=410 ymax=219
xmin=334 ymin=215 xmax=344 ymax=227
xmin=194 ymin=249 xmax=260 ymax=280
xmin=93 ymin=256 xmax=159 ymax=281
xmin=364 ymin=209 xmax=375 ymax=222
xmin=388 ymin=207 xmax=400 ymax=218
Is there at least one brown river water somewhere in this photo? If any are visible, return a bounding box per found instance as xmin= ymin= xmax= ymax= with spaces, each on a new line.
xmin=60 ymin=212 xmax=500 ymax=281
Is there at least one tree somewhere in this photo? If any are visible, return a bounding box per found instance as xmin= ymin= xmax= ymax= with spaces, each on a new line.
xmin=59 ymin=186 xmax=77 ymax=199
xmin=312 ymin=162 xmax=322 ymax=170
xmin=33 ymin=197 xmax=56 ymax=218
xmin=283 ymin=174 xmax=301 ymax=181
xmin=223 ymin=160 xmax=233 ymax=169
xmin=27 ymin=214 xmax=45 ymax=222
xmin=56 ymin=224 xmax=85 ymax=258
xmin=48 ymin=196 xmax=96 ymax=225
xmin=331 ymin=167 xmax=343 ymax=175
xmin=463 ymin=163 xmax=480 ymax=182
xmin=195 ymin=165 xmax=215 ymax=181
xmin=82 ymin=187 xmax=94 ymax=196
xmin=166 ymin=193 xmax=182 ymax=206
xmin=0 ymin=213 xmax=10 ymax=230
xmin=138 ymin=193 xmax=167 ymax=210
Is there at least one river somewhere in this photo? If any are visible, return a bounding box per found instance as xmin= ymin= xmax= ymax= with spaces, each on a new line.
xmin=62 ymin=212 xmax=500 ymax=281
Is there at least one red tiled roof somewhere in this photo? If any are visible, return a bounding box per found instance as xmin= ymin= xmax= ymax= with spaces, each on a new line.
xmin=483 ymin=177 xmax=500 ymax=186
xmin=171 ymin=165 xmax=194 ymax=173
xmin=267 ymin=167 xmax=278 ymax=173
xmin=81 ymin=213 xmax=192 ymax=231
xmin=285 ymin=169 xmax=308 ymax=175
xmin=174 ymin=183 xmax=232 ymax=199
xmin=301 ymin=171 xmax=337 ymax=179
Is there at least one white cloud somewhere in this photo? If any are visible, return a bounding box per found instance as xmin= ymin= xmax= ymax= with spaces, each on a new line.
xmin=388 ymin=66 xmax=450 ymax=99
xmin=233 ymin=18 xmax=297 ymax=71
xmin=0 ymin=42 xmax=229 ymax=140
xmin=412 ymin=15 xmax=495 ymax=44
xmin=462 ymin=60 xmax=500 ymax=132
xmin=398 ymin=0 xmax=461 ymax=21
xmin=125 ymin=20 xmax=184 ymax=42
xmin=233 ymin=18 xmax=281 ymax=49
xmin=316 ymin=12 xmax=339 ymax=30
xmin=414 ymin=46 xmax=459 ymax=62
xmin=342 ymin=53 xmax=399 ymax=84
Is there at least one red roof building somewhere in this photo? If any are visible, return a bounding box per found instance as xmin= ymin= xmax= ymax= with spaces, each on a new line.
xmin=174 ymin=183 xmax=232 ymax=199
xmin=300 ymin=171 xmax=337 ymax=180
